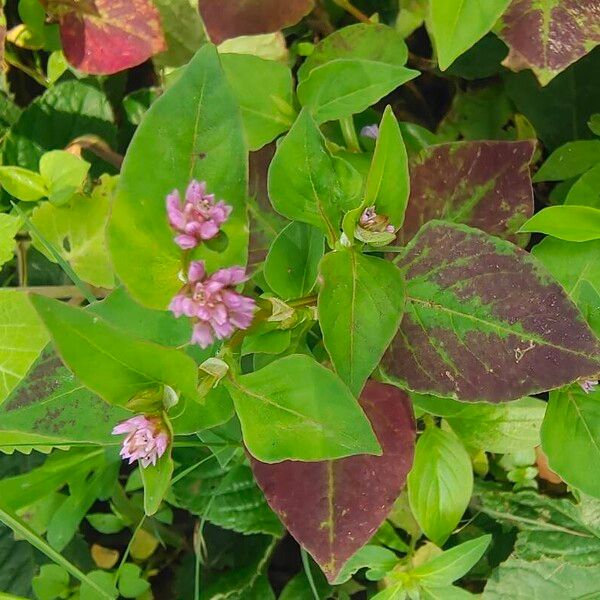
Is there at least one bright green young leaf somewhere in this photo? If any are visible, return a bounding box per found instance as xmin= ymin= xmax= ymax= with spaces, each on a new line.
xmin=408 ymin=427 xmax=473 ymax=545
xmin=0 ymin=213 xmax=19 ymax=268
xmin=32 ymin=564 xmax=70 ymax=600
xmin=30 ymin=179 xmax=116 ymax=288
xmin=86 ymin=513 xmax=126 ymax=535
xmin=39 ymin=150 xmax=90 ymax=206
xmin=221 ymin=53 xmax=295 ymax=150
xmin=428 ymin=0 xmax=511 ymax=70
xmin=541 ymin=385 xmax=600 ymax=499
xmin=29 ymin=294 xmax=200 ymax=407
xmin=268 ymin=109 xmax=362 ymax=244
xmin=141 ymin=451 xmax=174 ymax=515
xmin=319 ymin=249 xmax=405 ymax=396
xmin=47 ymin=50 xmax=68 ymax=84
xmin=519 ymin=205 xmax=600 ymax=241
xmin=421 ymin=585 xmax=475 ymax=599
xmin=264 ymin=221 xmax=324 ymax=300
xmin=566 ymin=163 xmax=600 ymax=208
xmin=0 ymin=166 xmax=47 ymax=201
xmin=533 ymin=140 xmax=600 ymax=182
xmin=411 ymin=534 xmax=491 ymax=587
xmin=333 ymin=545 xmax=398 ymax=584
xmin=225 ymin=354 xmax=381 ymax=462
xmin=108 ymin=44 xmax=248 ymax=309
xmin=118 ymin=563 xmax=150 ymax=599
xmin=242 ymin=329 xmax=292 ymax=356
xmin=0 ymin=291 xmax=49 ymax=404
xmin=364 ymin=105 xmax=409 ymax=228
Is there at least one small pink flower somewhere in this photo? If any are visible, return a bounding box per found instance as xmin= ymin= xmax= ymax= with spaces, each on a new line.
xmin=579 ymin=379 xmax=599 ymax=394
xmin=360 ymin=206 xmax=395 ymax=234
xmin=112 ymin=415 xmax=169 ymax=468
xmin=360 ymin=124 xmax=379 ymax=140
xmin=166 ymin=180 xmax=232 ymax=250
xmin=169 ymin=261 xmax=256 ymax=349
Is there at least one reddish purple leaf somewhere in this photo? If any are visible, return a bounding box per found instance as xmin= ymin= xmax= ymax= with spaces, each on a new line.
xmin=251 ymin=381 xmax=415 ymax=582
xmin=498 ymin=0 xmax=600 ymax=86
xmin=48 ymin=0 xmax=166 ymax=75
xmin=198 ymin=0 xmax=314 ymax=44
xmin=397 ymin=141 xmax=535 ymax=246
xmin=383 ymin=221 xmax=600 ymax=403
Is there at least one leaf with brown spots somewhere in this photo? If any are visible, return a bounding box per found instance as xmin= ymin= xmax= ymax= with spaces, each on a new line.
xmin=198 ymin=0 xmax=314 ymax=44
xmin=44 ymin=0 xmax=166 ymax=75
xmin=497 ymin=0 xmax=600 ymax=86
xmin=382 ymin=221 xmax=600 ymax=403
xmin=396 ymin=141 xmax=535 ymax=246
xmin=250 ymin=381 xmax=415 ymax=582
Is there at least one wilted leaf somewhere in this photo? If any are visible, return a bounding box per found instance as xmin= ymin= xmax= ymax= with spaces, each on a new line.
xmin=497 ymin=0 xmax=600 ymax=86
xmin=198 ymin=0 xmax=313 ymax=44
xmin=108 ymin=45 xmax=247 ymax=309
xmin=397 ymin=141 xmax=535 ymax=245
xmin=48 ymin=0 xmax=166 ymax=74
xmin=383 ymin=221 xmax=600 ymax=403
xmin=251 ymin=381 xmax=416 ymax=581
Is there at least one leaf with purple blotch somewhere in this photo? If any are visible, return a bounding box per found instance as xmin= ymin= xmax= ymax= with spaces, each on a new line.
xmin=497 ymin=0 xmax=600 ymax=86
xmin=251 ymin=381 xmax=416 ymax=582
xmin=396 ymin=141 xmax=535 ymax=246
xmin=382 ymin=221 xmax=600 ymax=403
xmin=198 ymin=0 xmax=314 ymax=44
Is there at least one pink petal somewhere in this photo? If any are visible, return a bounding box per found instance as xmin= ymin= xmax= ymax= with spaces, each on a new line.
xmin=188 ymin=260 xmax=206 ymax=283
xmin=175 ymin=234 xmax=198 ymax=249
xmin=192 ymin=322 xmax=215 ymax=348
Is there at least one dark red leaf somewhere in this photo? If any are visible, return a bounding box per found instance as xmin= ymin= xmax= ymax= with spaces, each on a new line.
xmin=498 ymin=0 xmax=600 ymax=86
xmin=397 ymin=141 xmax=535 ymax=246
xmin=198 ymin=0 xmax=314 ymax=44
xmin=251 ymin=381 xmax=415 ymax=582
xmin=50 ymin=0 xmax=166 ymax=75
xmin=383 ymin=221 xmax=600 ymax=403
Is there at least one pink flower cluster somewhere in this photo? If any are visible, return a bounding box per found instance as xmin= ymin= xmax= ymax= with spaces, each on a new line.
xmin=166 ymin=180 xmax=232 ymax=249
xmin=360 ymin=206 xmax=396 ymax=234
xmin=170 ymin=261 xmax=256 ymax=348
xmin=580 ymin=379 xmax=599 ymax=394
xmin=112 ymin=415 xmax=169 ymax=468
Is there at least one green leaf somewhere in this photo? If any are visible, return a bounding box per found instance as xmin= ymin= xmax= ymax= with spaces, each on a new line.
xmin=0 ymin=166 xmax=47 ymax=201
xmin=141 ymin=451 xmax=173 ymax=515
xmin=0 ymin=213 xmax=19 ymax=268
xmin=383 ymin=221 xmax=600 ymax=403
xmin=79 ymin=570 xmax=118 ymax=600
xmin=242 ymin=329 xmax=292 ymax=356
xmin=364 ymin=105 xmax=409 ymax=228
xmin=408 ymin=427 xmax=473 ymax=544
xmin=519 ymin=205 xmax=600 ymax=241
xmin=264 ymin=221 xmax=324 ymax=300
xmin=39 ymin=150 xmax=90 ymax=206
xmin=268 ymin=109 xmax=361 ymax=244
xmin=226 ymin=354 xmax=381 ymax=462
xmin=117 ymin=563 xmax=150 ymax=599
xmin=565 ymin=163 xmax=600 ymax=208
xmin=411 ymin=535 xmax=491 ymax=586
xmin=297 ymin=24 xmax=417 ymax=123
xmin=108 ymin=44 xmax=248 ymax=309
xmin=533 ymin=140 xmax=600 ymax=182
xmin=0 ymin=291 xmax=49 ymax=405
xmin=446 ymin=397 xmax=546 ymax=454
xmin=0 ymin=522 xmax=37 ymax=597
xmin=319 ymin=249 xmax=405 ymax=396
xmin=221 ymin=53 xmax=295 ymax=150
xmin=333 ymin=545 xmax=398 ymax=584
xmin=30 ymin=178 xmax=116 ymax=288
xmin=85 ymin=513 xmax=126 ymax=535
xmin=421 ymin=586 xmax=474 ymax=599
xmin=32 ymin=564 xmax=70 ymax=600
xmin=29 ymin=294 xmax=199 ymax=407
xmin=428 ymin=0 xmax=511 ymax=70
xmin=541 ymin=385 xmax=600 ymax=499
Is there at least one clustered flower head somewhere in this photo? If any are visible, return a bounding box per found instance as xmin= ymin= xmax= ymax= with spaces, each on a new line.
xmin=169 ymin=260 xmax=256 ymax=348
xmin=112 ymin=415 xmax=169 ymax=468
xmin=580 ymin=379 xmax=599 ymax=394
xmin=360 ymin=206 xmax=396 ymax=234
xmin=166 ymin=180 xmax=232 ymax=249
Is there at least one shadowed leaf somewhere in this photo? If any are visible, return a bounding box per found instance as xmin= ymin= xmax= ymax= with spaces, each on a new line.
xmin=383 ymin=221 xmax=600 ymax=403
xmin=251 ymin=381 xmax=415 ymax=582
xmin=46 ymin=0 xmax=166 ymax=75
xmin=498 ymin=0 xmax=600 ymax=86
xmin=198 ymin=0 xmax=313 ymax=44
xmin=397 ymin=141 xmax=535 ymax=246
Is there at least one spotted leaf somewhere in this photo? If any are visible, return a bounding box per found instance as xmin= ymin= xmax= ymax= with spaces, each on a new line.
xmin=382 ymin=221 xmax=600 ymax=403
xmin=251 ymin=381 xmax=415 ymax=582
xmin=396 ymin=141 xmax=535 ymax=246
xmin=497 ymin=0 xmax=600 ymax=86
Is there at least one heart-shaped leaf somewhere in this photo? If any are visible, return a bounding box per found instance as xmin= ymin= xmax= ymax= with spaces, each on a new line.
xmin=198 ymin=0 xmax=314 ymax=44
xmin=47 ymin=0 xmax=166 ymax=75
xmin=383 ymin=221 xmax=600 ymax=403
xmin=497 ymin=0 xmax=600 ymax=86
xmin=397 ymin=141 xmax=535 ymax=246
xmin=251 ymin=381 xmax=416 ymax=582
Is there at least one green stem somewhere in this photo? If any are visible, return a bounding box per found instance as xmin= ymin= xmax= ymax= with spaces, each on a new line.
xmin=301 ymin=547 xmax=320 ymax=600
xmin=113 ymin=516 xmax=146 ymax=585
xmin=332 ymin=0 xmax=371 ymax=23
xmin=339 ymin=116 xmax=361 ymax=153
